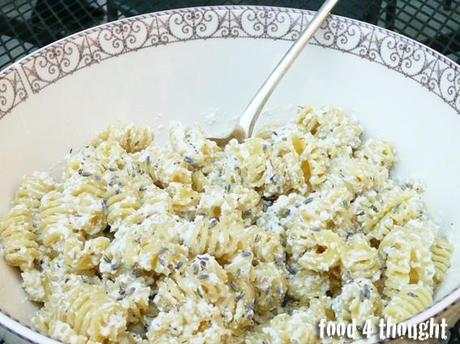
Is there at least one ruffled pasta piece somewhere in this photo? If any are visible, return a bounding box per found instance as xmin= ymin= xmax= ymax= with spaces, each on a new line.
xmin=35 ymin=278 xmax=128 ymax=342
xmin=95 ymin=139 xmax=129 ymax=172
xmin=380 ymin=238 xmax=411 ymax=298
xmin=197 ymin=184 xmax=261 ymax=224
xmin=64 ymin=174 xmax=107 ymax=235
xmin=166 ymin=182 xmax=200 ymax=216
xmin=21 ymin=269 xmax=46 ymax=302
xmin=0 ymin=205 xmax=41 ymax=270
xmin=137 ymin=242 xmax=188 ymax=276
xmin=256 ymin=124 xmax=330 ymax=195
xmin=355 ymin=138 xmax=397 ymax=170
xmin=137 ymin=184 xmax=173 ymax=219
xmin=299 ymin=144 xmax=330 ymax=190
xmin=65 ymin=174 xmax=106 ymax=199
xmin=105 ymin=176 xmax=143 ymax=227
xmin=297 ymin=106 xmax=363 ymax=156
xmin=332 ymin=278 xmax=382 ymax=327
xmin=39 ymin=256 xmax=69 ymax=300
xmin=64 ymin=236 xmax=110 ymax=272
xmin=39 ymin=189 xmax=74 ymax=249
xmin=142 ymin=149 xmax=193 ymax=186
xmin=181 ymin=217 xmax=253 ymax=263
xmin=101 ymin=213 xmax=185 ymax=277
xmin=383 ymin=284 xmax=433 ymax=321
xmin=93 ymin=124 xmax=154 ymax=153
xmin=105 ymin=273 xmax=151 ymax=323
xmin=341 ymin=234 xmax=381 ymax=282
xmin=294 ymin=229 xmax=344 ymax=272
xmin=250 ymin=228 xmax=284 ymax=264
xmin=169 ymin=122 xmax=220 ymax=168
xmin=65 ymin=145 xmax=103 ymax=178
xmin=432 ymin=236 xmax=453 ymax=284
xmin=265 ymin=150 xmax=309 ymax=197
xmin=282 ymin=185 xmax=354 ymax=254
xmin=157 ymin=255 xmax=231 ymax=308
xmin=379 ymin=221 xmax=435 ymax=297
xmin=251 ymin=262 xmax=287 ymax=314
xmin=353 ymin=182 xmax=428 ymax=242
xmin=257 ymin=193 xmax=308 ymax=237
xmin=147 ymin=299 xmax=232 ymax=344
xmin=209 ymin=137 xmax=269 ymax=190
xmin=14 ymin=172 xmax=55 ymax=211
xmin=224 ymin=251 xmax=256 ymax=331
xmin=286 ymin=267 xmax=330 ymax=303
xmin=246 ymin=308 xmax=319 ymax=344
xmin=330 ymin=155 xmax=390 ymax=195
xmin=47 ymin=320 xmax=88 ymax=344
xmin=154 ymin=255 xmax=241 ymax=327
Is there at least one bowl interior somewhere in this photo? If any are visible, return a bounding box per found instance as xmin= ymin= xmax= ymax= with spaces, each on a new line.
xmin=0 ymin=7 xmax=459 ymax=331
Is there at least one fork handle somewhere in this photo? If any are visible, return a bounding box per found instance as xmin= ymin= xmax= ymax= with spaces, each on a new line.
xmin=235 ymin=0 xmax=340 ymax=140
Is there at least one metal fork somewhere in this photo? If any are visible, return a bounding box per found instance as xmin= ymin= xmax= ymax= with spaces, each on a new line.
xmin=209 ymin=0 xmax=340 ymax=147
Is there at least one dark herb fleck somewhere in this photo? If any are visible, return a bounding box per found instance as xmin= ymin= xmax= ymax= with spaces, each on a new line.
xmin=281 ymin=209 xmax=291 ymax=217
xmin=102 ymin=199 xmax=108 ymax=213
xmin=275 ymin=257 xmax=284 ymax=266
xmin=158 ymin=247 xmax=169 ymax=255
xmin=78 ymin=169 xmax=92 ymax=177
xmin=192 ymin=264 xmax=199 ymax=275
xmin=236 ymin=293 xmax=244 ymax=302
xmin=242 ymin=210 xmax=252 ymax=219
xmin=198 ymin=273 xmax=209 ymax=280
xmin=184 ymin=156 xmax=197 ymax=166
xmin=360 ymin=285 xmax=371 ymax=300
xmin=286 ymin=266 xmax=297 ymax=275
xmin=200 ymin=260 xmax=207 ymax=269
xmin=209 ymin=218 xmax=218 ymax=228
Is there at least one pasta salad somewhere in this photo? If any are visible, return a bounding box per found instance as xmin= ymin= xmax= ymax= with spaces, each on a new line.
xmin=0 ymin=106 xmax=453 ymax=343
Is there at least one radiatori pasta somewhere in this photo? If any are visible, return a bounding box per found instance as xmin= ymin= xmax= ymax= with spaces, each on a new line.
xmin=0 ymin=106 xmax=453 ymax=343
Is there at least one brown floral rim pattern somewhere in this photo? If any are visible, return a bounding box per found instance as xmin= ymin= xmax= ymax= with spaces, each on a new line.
xmin=0 ymin=6 xmax=458 ymax=120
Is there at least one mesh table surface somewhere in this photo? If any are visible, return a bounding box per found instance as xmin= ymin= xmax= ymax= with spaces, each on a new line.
xmin=0 ymin=0 xmax=459 ymax=342
xmin=0 ymin=0 xmax=458 ymax=69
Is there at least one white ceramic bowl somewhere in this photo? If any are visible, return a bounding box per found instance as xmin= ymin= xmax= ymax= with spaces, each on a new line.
xmin=0 ymin=5 xmax=459 ymax=343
